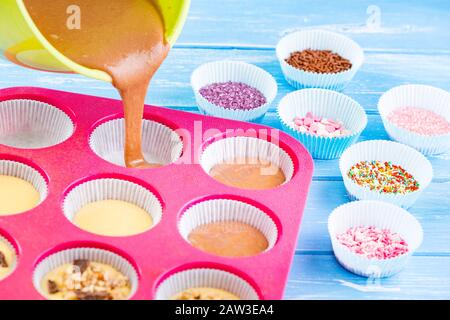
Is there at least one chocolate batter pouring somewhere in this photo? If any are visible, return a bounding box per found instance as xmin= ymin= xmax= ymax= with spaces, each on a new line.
xmin=24 ymin=0 xmax=170 ymax=168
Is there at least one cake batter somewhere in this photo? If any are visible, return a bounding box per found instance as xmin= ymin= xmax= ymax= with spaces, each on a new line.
xmin=209 ymin=158 xmax=286 ymax=190
xmin=73 ymin=200 xmax=153 ymax=237
xmin=0 ymin=175 xmax=40 ymax=215
xmin=188 ymin=221 xmax=269 ymax=257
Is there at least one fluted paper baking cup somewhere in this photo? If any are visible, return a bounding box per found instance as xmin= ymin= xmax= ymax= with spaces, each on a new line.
xmin=0 ymin=234 xmax=18 ymax=281
xmin=276 ymin=30 xmax=364 ymax=91
xmin=0 ymin=160 xmax=48 ymax=215
xmin=278 ymin=89 xmax=367 ymax=159
xmin=178 ymin=198 xmax=278 ymax=256
xmin=200 ymin=136 xmax=294 ymax=189
xmin=339 ymin=140 xmax=433 ymax=208
xmin=155 ymin=268 xmax=259 ymax=300
xmin=378 ymin=84 xmax=450 ymax=155
xmin=191 ymin=61 xmax=278 ymax=122
xmin=0 ymin=99 xmax=74 ymax=149
xmin=63 ymin=178 xmax=163 ymax=235
xmin=90 ymin=118 xmax=183 ymax=167
xmin=33 ymin=247 xmax=139 ymax=300
xmin=328 ymin=200 xmax=423 ymax=278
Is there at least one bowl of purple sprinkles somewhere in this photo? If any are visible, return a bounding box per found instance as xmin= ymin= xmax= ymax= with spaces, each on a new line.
xmin=191 ymin=61 xmax=278 ymax=122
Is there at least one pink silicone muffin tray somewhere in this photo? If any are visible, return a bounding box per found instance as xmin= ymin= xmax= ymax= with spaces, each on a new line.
xmin=0 ymin=87 xmax=313 ymax=300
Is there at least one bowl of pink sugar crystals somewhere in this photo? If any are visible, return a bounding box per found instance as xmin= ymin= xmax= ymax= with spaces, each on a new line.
xmin=378 ymin=84 xmax=450 ymax=155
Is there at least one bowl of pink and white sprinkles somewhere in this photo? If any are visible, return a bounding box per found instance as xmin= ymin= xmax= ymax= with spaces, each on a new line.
xmin=337 ymin=226 xmax=409 ymax=260
xmin=278 ymin=89 xmax=367 ymax=159
xmin=328 ymin=200 xmax=423 ymax=278
xmin=379 ymin=84 xmax=450 ymax=155
xmin=191 ymin=61 xmax=277 ymax=122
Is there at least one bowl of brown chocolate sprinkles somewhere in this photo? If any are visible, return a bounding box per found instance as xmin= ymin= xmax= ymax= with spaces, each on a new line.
xmin=276 ymin=30 xmax=364 ymax=91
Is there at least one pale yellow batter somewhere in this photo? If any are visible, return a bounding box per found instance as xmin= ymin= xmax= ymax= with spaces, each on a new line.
xmin=0 ymin=240 xmax=16 ymax=280
xmin=0 ymin=175 xmax=40 ymax=215
xmin=41 ymin=261 xmax=131 ymax=300
xmin=172 ymin=287 xmax=240 ymax=300
xmin=73 ymin=200 xmax=153 ymax=237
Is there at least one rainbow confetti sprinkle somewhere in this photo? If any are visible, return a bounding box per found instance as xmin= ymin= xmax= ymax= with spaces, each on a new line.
xmin=348 ymin=160 xmax=420 ymax=194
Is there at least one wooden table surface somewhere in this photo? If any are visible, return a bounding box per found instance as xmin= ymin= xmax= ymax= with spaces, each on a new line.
xmin=1 ymin=0 xmax=449 ymax=299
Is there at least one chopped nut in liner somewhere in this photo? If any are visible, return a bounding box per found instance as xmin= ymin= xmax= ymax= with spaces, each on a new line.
xmin=0 ymin=251 xmax=8 ymax=268
xmin=41 ymin=260 xmax=131 ymax=300
xmin=0 ymin=241 xmax=15 ymax=280
xmin=172 ymin=287 xmax=240 ymax=300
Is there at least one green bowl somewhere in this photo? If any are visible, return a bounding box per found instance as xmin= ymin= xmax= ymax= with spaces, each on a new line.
xmin=0 ymin=0 xmax=190 ymax=81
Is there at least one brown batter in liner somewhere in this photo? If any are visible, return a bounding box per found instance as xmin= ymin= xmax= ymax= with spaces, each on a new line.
xmin=188 ymin=221 xmax=269 ymax=258
xmin=209 ymin=158 xmax=286 ymax=190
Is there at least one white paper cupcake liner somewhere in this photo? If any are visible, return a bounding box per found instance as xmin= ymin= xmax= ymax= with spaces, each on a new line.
xmin=339 ymin=140 xmax=433 ymax=208
xmin=89 ymin=118 xmax=183 ymax=167
xmin=191 ymin=61 xmax=278 ymax=122
xmin=33 ymin=247 xmax=139 ymax=300
xmin=178 ymin=198 xmax=278 ymax=256
xmin=0 ymin=160 xmax=48 ymax=213
xmin=278 ymin=89 xmax=367 ymax=159
xmin=200 ymin=136 xmax=294 ymax=188
xmin=63 ymin=178 xmax=163 ymax=234
xmin=378 ymin=84 xmax=450 ymax=155
xmin=155 ymin=268 xmax=260 ymax=300
xmin=328 ymin=200 xmax=423 ymax=278
xmin=0 ymin=233 xmax=18 ymax=280
xmin=276 ymin=30 xmax=364 ymax=91
xmin=0 ymin=99 xmax=74 ymax=149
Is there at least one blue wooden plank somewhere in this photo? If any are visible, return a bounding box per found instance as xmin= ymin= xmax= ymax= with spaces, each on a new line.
xmin=5 ymin=47 xmax=445 ymax=184
xmin=285 ymin=254 xmax=450 ymax=299
xmin=260 ymin=113 xmax=450 ymax=182
xmin=3 ymin=49 xmax=450 ymax=112
xmin=3 ymin=64 xmax=450 ymax=183
xmin=180 ymin=0 xmax=450 ymax=51
xmin=2 ymin=51 xmax=450 ymax=183
xmin=297 ymin=181 xmax=450 ymax=254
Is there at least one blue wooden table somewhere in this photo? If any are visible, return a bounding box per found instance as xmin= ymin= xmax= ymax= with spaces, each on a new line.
xmin=1 ymin=0 xmax=450 ymax=299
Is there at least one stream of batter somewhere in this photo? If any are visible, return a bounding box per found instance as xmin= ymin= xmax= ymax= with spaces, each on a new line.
xmin=24 ymin=0 xmax=170 ymax=168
